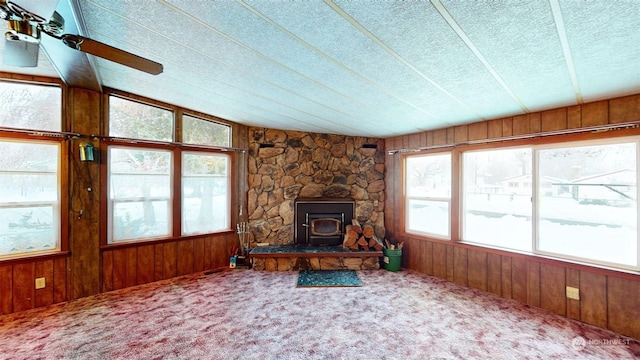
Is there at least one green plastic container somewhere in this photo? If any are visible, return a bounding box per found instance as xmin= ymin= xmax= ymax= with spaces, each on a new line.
xmin=383 ymin=248 xmax=402 ymax=272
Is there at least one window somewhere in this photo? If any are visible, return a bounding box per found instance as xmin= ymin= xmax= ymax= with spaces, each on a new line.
xmin=405 ymin=153 xmax=451 ymax=238
xmin=0 ymin=80 xmax=62 ymax=258
xmin=183 ymin=115 xmax=230 ymax=147
xmin=108 ymin=96 xmax=173 ymax=142
xmin=537 ymin=141 xmax=637 ymax=268
xmin=182 ymin=152 xmax=230 ymax=235
xmin=108 ymin=147 xmax=172 ymax=243
xmin=106 ymin=94 xmax=233 ymax=244
xmin=0 ymin=81 xmax=61 ymax=131
xmin=462 ymin=148 xmax=532 ymax=251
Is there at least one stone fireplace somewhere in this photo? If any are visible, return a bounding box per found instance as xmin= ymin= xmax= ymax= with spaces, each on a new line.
xmin=247 ymin=128 xmax=385 ymax=247
xmin=294 ymin=198 xmax=354 ymax=246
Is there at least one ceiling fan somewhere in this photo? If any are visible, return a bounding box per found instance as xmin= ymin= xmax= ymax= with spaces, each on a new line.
xmin=0 ymin=0 xmax=163 ymax=75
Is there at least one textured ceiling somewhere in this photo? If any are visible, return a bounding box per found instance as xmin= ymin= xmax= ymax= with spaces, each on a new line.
xmin=1 ymin=0 xmax=639 ymax=137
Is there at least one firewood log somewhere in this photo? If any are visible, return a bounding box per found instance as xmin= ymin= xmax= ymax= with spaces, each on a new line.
xmin=371 ymin=235 xmax=384 ymax=251
xmin=362 ymin=224 xmax=374 ymax=239
xmin=343 ymin=225 xmax=358 ymax=248
xmin=351 ymin=219 xmax=362 ymax=234
xmin=357 ymin=236 xmax=368 ymax=250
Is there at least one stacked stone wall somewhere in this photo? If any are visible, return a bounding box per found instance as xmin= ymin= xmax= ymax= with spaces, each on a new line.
xmin=247 ymin=128 xmax=385 ymax=245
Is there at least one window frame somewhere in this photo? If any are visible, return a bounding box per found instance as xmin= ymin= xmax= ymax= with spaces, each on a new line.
xmin=0 ymin=78 xmax=68 ymax=261
xmin=102 ymin=91 xmax=236 ymax=247
xmin=404 ymin=151 xmax=453 ymax=240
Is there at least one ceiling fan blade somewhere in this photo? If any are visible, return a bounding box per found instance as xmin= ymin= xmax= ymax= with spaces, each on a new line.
xmin=61 ymin=34 xmax=163 ymax=75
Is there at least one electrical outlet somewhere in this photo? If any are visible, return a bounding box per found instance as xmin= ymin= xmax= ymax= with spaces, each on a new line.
xmin=566 ymin=286 xmax=580 ymax=300
xmin=35 ymin=277 xmax=46 ymax=289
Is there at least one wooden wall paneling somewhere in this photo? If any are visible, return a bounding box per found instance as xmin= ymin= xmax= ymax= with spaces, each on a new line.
xmin=69 ymin=88 xmax=101 ymax=300
xmin=609 ymin=94 xmax=640 ymax=124
xmin=34 ymin=260 xmax=54 ymax=308
xmin=178 ymin=240 xmax=193 ymax=276
xmin=137 ymin=245 xmax=154 ymax=285
xmin=408 ymin=133 xmax=421 ymax=149
xmin=419 ymin=132 xmax=428 ymax=147
xmin=203 ymin=238 xmax=212 ymax=271
xmin=580 ymin=271 xmax=607 ymax=330
xmin=446 ymin=128 xmax=455 ymax=144
xmin=154 ymin=244 xmax=164 ymax=281
xmin=454 ymin=125 xmax=468 ymax=143
xmin=125 ymin=247 xmax=137 ymax=287
xmin=425 ymin=131 xmax=434 ymax=147
xmin=102 ymin=250 xmax=113 ymax=292
xmin=0 ymin=264 xmax=13 ymax=314
xmin=432 ymin=242 xmax=447 ymax=279
xmin=468 ymin=122 xmax=488 ymax=141
xmin=433 ymin=129 xmax=447 ymax=146
xmin=487 ymin=253 xmax=502 ymax=295
xmin=541 ymin=108 xmax=567 ymax=132
xmin=526 ymin=261 xmax=541 ymax=307
xmin=501 ymin=256 xmax=512 ymax=299
xmin=112 ymin=248 xmax=127 ymax=290
xmin=12 ymin=262 xmax=34 ymax=312
xmin=539 ymin=263 xmax=566 ymax=316
xmin=53 ymin=257 xmax=68 ymax=303
xmin=453 ymin=246 xmax=467 ymax=285
xmin=487 ymin=119 xmax=503 ymax=139
xmin=511 ymin=258 xmax=527 ymax=304
xmin=467 ymin=249 xmax=487 ymax=292
xmin=567 ymin=105 xmax=582 ymax=129
xmin=529 ymin=113 xmax=541 ymax=133
xmin=163 ymin=242 xmax=178 ymax=278
xmin=565 ymin=268 xmax=580 ymax=320
xmin=581 ymin=100 xmax=608 ymax=127
xmin=194 ymin=238 xmax=205 ymax=272
xmin=512 ymin=114 xmax=530 ymax=136
xmin=501 ymin=117 xmax=513 ymax=137
xmin=403 ymin=238 xmax=415 ymax=271
xmin=424 ymin=241 xmax=433 ymax=276
xmin=607 ymin=276 xmax=640 ymax=339
xmin=445 ymin=245 xmax=455 ymax=282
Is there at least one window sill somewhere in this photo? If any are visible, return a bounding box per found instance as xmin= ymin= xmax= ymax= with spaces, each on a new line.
xmin=0 ymin=251 xmax=70 ymax=265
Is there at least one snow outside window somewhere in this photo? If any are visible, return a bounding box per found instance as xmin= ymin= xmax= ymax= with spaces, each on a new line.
xmin=537 ymin=141 xmax=638 ymax=268
xmin=0 ymin=81 xmax=61 ymax=132
xmin=462 ymin=148 xmax=533 ymax=251
xmin=182 ymin=115 xmax=231 ymax=147
xmin=405 ymin=153 xmax=451 ymax=239
xmin=108 ymin=95 xmax=173 ymax=142
xmin=0 ymin=140 xmax=60 ymax=257
xmin=182 ymin=152 xmax=230 ymax=235
xmin=108 ymin=147 xmax=172 ymax=243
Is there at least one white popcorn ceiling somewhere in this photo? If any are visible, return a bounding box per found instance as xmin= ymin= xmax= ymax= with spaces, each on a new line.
xmin=1 ymin=0 xmax=639 ymax=137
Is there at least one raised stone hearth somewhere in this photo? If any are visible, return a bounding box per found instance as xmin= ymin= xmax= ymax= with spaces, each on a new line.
xmin=250 ymin=245 xmax=381 ymax=271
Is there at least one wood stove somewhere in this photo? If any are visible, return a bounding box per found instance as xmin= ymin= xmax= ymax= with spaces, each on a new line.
xmin=294 ymin=199 xmax=355 ymax=246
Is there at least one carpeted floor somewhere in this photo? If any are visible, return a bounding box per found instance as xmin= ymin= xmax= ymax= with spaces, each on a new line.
xmin=0 ymin=269 xmax=638 ymax=359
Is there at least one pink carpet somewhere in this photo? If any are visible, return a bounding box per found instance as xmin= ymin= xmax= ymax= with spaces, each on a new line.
xmin=0 ymin=269 xmax=638 ymax=359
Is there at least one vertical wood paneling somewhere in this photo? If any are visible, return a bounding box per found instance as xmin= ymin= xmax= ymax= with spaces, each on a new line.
xmin=527 ymin=261 xmax=541 ymax=307
xmin=53 ymin=257 xmax=67 ymax=303
xmin=432 ymin=242 xmax=447 ymax=279
xmin=541 ymin=108 xmax=567 ymax=132
xmin=453 ymin=247 xmax=467 ymax=286
xmin=501 ymin=256 xmax=512 ymax=299
xmin=454 ymin=125 xmax=468 ymax=143
xmin=487 ymin=253 xmax=502 ymax=295
xmin=607 ymin=277 xmax=640 ymax=339
xmin=511 ymin=258 xmax=527 ymax=304
xmin=203 ymin=238 xmax=212 ymax=271
xmin=567 ymin=105 xmax=582 ymax=129
xmin=163 ymin=242 xmax=178 ymax=279
xmin=539 ymin=264 xmax=566 ymax=316
xmin=512 ymin=114 xmax=530 ymax=135
xmin=177 ymin=240 xmax=195 ymax=276
xmin=433 ymin=129 xmax=447 ymax=145
xmin=468 ymin=122 xmax=488 ymax=141
xmin=154 ymin=244 xmax=164 ymax=281
xmin=125 ymin=247 xmax=137 ymax=287
xmin=194 ymin=238 xmax=205 ymax=272
xmin=502 ymin=117 xmax=513 ymax=137
xmin=34 ymin=260 xmax=54 ymax=308
xmin=137 ymin=245 xmax=154 ymax=285
xmin=13 ymin=263 xmax=34 ymax=312
xmin=529 ymin=113 xmax=541 ymax=133
xmin=0 ymin=265 xmax=13 ymax=314
xmin=467 ymin=249 xmax=487 ymax=292
xmin=445 ymin=245 xmax=454 ymax=282
xmin=609 ymin=94 xmax=640 ymax=124
xmin=581 ymin=100 xmax=608 ymax=127
xmin=424 ymin=241 xmax=433 ymax=276
xmin=487 ymin=119 xmax=502 ymax=139
xmin=102 ymin=250 xmax=113 ymax=292
xmin=565 ymin=268 xmax=580 ymax=320
xmin=580 ymin=271 xmax=607 ymax=329
xmin=112 ymin=249 xmax=127 ymax=290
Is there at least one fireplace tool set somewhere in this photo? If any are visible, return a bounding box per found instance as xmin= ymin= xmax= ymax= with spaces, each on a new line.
xmin=233 ymin=221 xmax=251 ymax=268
